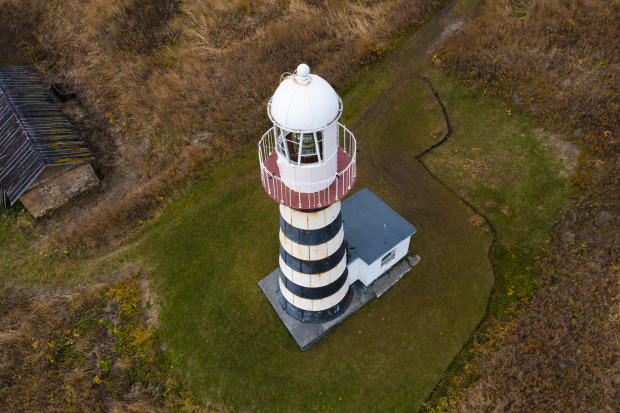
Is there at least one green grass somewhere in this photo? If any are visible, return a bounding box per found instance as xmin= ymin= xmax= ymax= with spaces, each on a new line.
xmin=135 ymin=3 xmax=498 ymax=409
xmin=135 ymin=2 xmax=572 ymax=408
xmin=423 ymin=70 xmax=575 ymax=248
xmin=139 ymin=147 xmax=493 ymax=411
xmin=0 ymin=205 xmax=132 ymax=289
xmin=415 ymin=69 xmax=575 ymax=411
xmin=0 ymin=206 xmax=81 ymax=286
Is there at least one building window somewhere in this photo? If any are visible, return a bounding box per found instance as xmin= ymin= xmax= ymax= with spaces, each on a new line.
xmin=381 ymin=250 xmax=396 ymax=266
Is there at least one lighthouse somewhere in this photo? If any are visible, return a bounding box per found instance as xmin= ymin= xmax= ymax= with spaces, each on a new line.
xmin=258 ymin=64 xmax=417 ymax=349
xmin=258 ymin=64 xmax=357 ymax=323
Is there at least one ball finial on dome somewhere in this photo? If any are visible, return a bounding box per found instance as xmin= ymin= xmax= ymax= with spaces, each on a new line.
xmin=269 ymin=63 xmax=342 ymax=131
xmin=296 ymin=63 xmax=311 ymax=82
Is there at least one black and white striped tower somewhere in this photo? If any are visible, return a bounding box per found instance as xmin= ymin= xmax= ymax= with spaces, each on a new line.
xmin=258 ymin=64 xmax=357 ymax=323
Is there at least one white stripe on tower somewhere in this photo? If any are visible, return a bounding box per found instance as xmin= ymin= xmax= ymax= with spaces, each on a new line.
xmin=279 ymin=202 xmax=341 ymax=230
xmin=279 ymin=249 xmax=348 ymax=288
xmin=279 ymin=226 xmax=344 ymax=261
xmin=279 ymin=277 xmax=350 ymax=312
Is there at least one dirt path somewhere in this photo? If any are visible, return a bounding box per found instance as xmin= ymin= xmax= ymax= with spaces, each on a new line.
xmin=346 ymin=0 xmax=480 ymax=132
xmin=341 ymin=0 xmax=498 ymax=408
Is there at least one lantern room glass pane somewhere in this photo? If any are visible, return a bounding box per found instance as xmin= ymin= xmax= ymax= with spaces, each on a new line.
xmin=291 ymin=133 xmax=316 ymax=156
xmin=275 ymin=127 xmax=286 ymax=157
xmin=315 ymin=131 xmax=324 ymax=160
xmin=283 ymin=130 xmax=324 ymax=164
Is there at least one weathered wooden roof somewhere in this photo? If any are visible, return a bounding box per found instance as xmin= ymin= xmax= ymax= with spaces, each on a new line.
xmin=0 ymin=66 xmax=94 ymax=205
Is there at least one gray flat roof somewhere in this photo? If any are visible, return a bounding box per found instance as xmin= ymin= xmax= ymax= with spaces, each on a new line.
xmin=342 ymin=188 xmax=416 ymax=264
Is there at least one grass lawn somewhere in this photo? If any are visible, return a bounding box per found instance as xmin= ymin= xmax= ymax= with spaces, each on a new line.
xmin=139 ymin=145 xmax=493 ymax=411
xmin=0 ymin=207 xmax=129 ymax=288
xmin=420 ymin=69 xmax=577 ymax=322
xmin=136 ymin=2 xmax=495 ymax=410
xmin=423 ymin=71 xmax=576 ymax=248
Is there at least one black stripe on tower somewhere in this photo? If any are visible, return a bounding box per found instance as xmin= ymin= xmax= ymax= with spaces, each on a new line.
xmin=292 ymin=206 xmax=329 ymax=213
xmin=279 ymin=242 xmax=346 ymax=274
xmin=279 ymin=268 xmax=349 ymax=300
xmin=277 ymin=282 xmax=353 ymax=323
xmin=279 ymin=212 xmax=342 ymax=246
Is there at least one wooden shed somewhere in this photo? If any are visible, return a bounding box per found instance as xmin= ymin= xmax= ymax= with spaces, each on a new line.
xmin=0 ymin=66 xmax=98 ymax=217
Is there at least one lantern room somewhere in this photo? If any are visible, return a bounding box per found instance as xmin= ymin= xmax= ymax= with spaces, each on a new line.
xmin=258 ymin=64 xmax=356 ymax=208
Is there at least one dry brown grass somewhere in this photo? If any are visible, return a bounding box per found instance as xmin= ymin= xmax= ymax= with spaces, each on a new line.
xmin=440 ymin=0 xmax=619 ymax=142
xmin=453 ymin=162 xmax=620 ymax=411
xmin=0 ymin=277 xmax=210 ymax=411
xmin=0 ymin=0 xmax=443 ymax=253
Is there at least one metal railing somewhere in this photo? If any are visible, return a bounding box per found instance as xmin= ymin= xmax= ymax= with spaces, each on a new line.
xmin=258 ymin=123 xmax=357 ymax=209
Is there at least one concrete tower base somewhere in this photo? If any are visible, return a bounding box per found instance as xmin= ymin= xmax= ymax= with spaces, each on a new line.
xmin=259 ymin=255 xmax=420 ymax=350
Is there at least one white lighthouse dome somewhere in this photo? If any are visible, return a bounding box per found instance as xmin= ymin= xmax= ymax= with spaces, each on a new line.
xmin=268 ymin=64 xmax=342 ymax=132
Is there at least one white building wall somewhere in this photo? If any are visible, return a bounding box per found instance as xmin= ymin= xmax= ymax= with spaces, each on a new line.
xmin=323 ymin=123 xmax=337 ymax=157
xmin=363 ymin=236 xmax=411 ymax=286
xmin=346 ymin=257 xmax=365 ymax=285
xmin=277 ymin=155 xmax=337 ymax=193
xmin=281 ymin=202 xmax=340 ymax=230
xmin=348 ymin=236 xmax=411 ymax=287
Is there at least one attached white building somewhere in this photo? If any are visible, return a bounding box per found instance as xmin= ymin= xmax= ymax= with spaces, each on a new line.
xmin=342 ymin=188 xmax=416 ymax=287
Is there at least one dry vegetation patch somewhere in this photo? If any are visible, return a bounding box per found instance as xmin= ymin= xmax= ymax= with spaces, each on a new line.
xmin=459 ymin=241 xmax=619 ymax=412
xmin=0 ymin=276 xmax=209 ymax=412
xmin=440 ymin=0 xmax=619 ymax=142
xmin=425 ymin=0 xmax=620 ymax=410
xmin=0 ymin=0 xmax=445 ymax=253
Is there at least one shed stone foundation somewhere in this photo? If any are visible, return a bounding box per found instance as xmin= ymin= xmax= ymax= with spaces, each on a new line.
xmin=19 ymin=163 xmax=98 ymax=217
